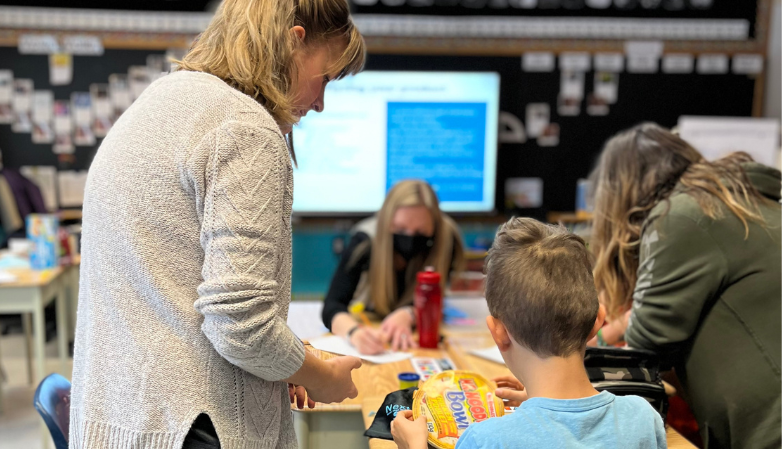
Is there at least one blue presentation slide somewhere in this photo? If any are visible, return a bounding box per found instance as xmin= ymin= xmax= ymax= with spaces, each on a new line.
xmin=386 ymin=102 xmax=487 ymax=202
xmin=291 ymin=71 xmax=499 ymax=213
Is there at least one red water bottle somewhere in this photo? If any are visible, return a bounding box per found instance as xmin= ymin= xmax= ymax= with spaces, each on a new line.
xmin=415 ymin=267 xmax=442 ymax=349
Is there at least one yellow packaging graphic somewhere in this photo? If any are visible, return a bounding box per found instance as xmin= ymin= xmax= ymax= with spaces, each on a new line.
xmin=412 ymin=370 xmax=504 ymax=449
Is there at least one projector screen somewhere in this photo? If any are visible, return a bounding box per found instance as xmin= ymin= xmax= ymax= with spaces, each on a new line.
xmin=292 ymin=71 xmax=500 ymax=214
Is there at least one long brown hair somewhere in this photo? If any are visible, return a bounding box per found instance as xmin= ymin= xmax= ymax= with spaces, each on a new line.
xmin=591 ymin=122 xmax=769 ymax=318
xmin=362 ymin=180 xmax=465 ymax=317
xmin=176 ymin=0 xmax=365 ymax=129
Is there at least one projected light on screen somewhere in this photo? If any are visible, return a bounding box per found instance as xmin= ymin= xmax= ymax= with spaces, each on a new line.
xmin=292 ymin=71 xmax=500 ymax=213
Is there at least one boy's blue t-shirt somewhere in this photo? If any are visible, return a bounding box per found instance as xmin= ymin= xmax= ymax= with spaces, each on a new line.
xmin=455 ymin=391 xmax=666 ymax=449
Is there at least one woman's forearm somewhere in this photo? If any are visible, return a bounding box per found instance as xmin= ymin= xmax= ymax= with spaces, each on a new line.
xmin=284 ymin=350 xmax=329 ymax=387
xmin=331 ymin=312 xmax=359 ymax=337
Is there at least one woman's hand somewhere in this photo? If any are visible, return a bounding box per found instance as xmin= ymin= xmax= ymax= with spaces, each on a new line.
xmin=380 ymin=307 xmax=417 ymax=351
xmin=349 ymin=326 xmax=386 ymax=355
xmin=304 ymin=356 xmax=361 ymax=404
xmin=493 ymin=375 xmax=528 ymax=407
xmin=391 ymin=410 xmax=429 ymax=449
xmin=589 ymin=308 xmax=633 ymax=347
xmin=288 ymin=383 xmax=316 ymax=410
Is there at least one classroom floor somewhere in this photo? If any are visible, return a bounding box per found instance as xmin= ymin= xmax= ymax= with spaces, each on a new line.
xmin=0 ymin=332 xmax=67 ymax=449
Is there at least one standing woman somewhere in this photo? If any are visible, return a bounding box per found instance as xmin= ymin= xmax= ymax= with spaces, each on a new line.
xmin=322 ymin=180 xmax=464 ymax=354
xmin=70 ymin=1 xmax=366 ymax=448
xmin=590 ymin=123 xmax=781 ymax=448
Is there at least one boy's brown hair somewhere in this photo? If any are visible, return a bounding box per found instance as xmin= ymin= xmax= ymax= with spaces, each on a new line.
xmin=484 ymin=217 xmax=598 ymax=358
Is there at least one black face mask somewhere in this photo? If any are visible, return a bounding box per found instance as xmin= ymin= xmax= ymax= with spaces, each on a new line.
xmin=393 ymin=234 xmax=433 ymax=262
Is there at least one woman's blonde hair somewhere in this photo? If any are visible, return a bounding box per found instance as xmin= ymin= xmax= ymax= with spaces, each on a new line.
xmin=176 ymin=0 xmax=365 ymax=129
xmin=358 ymin=180 xmax=464 ymax=317
xmin=590 ymin=122 xmax=771 ymax=319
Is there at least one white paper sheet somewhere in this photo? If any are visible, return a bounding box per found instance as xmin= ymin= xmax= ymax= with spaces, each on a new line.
xmin=594 ymin=53 xmax=624 ymax=72
xmin=49 ymin=53 xmax=73 ymax=86
xmin=286 ymin=301 xmax=329 ymax=341
xmin=57 ymin=170 xmax=88 ymax=207
xmin=0 ymin=271 xmax=18 ymax=284
xmin=522 ymin=52 xmax=555 ymax=72
xmin=445 ymin=297 xmax=490 ymax=322
xmin=308 ymin=335 xmax=413 ymax=365
xmin=469 ymin=346 xmax=505 ymax=365
xmin=678 ymin=116 xmax=780 ymax=168
xmin=0 ymin=70 xmax=12 ymax=104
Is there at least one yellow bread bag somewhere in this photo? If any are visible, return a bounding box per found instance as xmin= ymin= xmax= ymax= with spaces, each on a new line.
xmin=412 ymin=370 xmax=504 ymax=449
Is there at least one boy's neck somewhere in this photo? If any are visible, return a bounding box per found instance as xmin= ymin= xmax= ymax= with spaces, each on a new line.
xmin=506 ymin=344 xmax=599 ymax=401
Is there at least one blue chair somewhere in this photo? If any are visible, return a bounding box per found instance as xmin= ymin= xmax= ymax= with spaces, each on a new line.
xmin=33 ymin=373 xmax=71 ymax=449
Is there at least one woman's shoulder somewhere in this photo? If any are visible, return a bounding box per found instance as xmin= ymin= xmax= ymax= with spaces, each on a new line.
xmin=154 ymin=71 xmax=280 ymax=134
xmin=344 ymin=231 xmax=372 ymax=270
xmin=647 ymin=190 xmax=708 ymax=230
xmin=351 ymin=216 xmax=378 ymax=238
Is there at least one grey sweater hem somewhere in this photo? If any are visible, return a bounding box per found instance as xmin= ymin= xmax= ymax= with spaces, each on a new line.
xmin=71 ymin=414 xmax=284 ymax=449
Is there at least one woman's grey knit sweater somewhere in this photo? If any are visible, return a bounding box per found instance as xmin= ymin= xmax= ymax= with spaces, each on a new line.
xmin=70 ymin=71 xmax=305 ymax=449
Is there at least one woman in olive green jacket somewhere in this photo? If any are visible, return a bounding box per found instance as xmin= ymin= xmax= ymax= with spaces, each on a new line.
xmin=590 ymin=123 xmax=781 ymax=449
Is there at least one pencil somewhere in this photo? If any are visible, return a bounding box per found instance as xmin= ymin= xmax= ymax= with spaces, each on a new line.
xmin=358 ymin=311 xmax=373 ymax=328
xmin=350 ymin=303 xmax=391 ymax=351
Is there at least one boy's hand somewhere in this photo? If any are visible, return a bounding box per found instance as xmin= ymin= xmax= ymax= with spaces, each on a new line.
xmin=391 ymin=410 xmax=429 ymax=449
xmin=493 ymin=375 xmax=528 ymax=407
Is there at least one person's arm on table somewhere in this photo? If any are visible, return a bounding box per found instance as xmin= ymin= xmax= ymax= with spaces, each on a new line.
xmin=323 ymin=233 xmax=386 ymax=354
xmin=193 ymin=123 xmax=360 ymax=404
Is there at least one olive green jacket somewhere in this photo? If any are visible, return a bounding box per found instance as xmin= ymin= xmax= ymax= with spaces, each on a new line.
xmin=626 ymin=162 xmax=781 ymax=449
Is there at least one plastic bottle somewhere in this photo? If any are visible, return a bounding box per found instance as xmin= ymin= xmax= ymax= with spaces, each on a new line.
xmin=415 ymin=267 xmax=442 ymax=349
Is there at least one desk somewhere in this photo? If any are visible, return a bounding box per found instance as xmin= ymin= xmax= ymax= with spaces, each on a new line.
xmin=291 ymin=301 xmax=696 ymax=449
xmin=358 ymin=328 xmax=695 ymax=449
xmin=0 ymin=265 xmax=73 ymax=385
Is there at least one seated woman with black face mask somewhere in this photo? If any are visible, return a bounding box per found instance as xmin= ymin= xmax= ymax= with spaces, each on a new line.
xmin=322 ymin=180 xmax=465 ymax=355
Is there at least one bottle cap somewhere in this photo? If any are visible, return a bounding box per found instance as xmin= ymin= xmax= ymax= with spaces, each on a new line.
xmin=417 ymin=268 xmax=441 ymax=284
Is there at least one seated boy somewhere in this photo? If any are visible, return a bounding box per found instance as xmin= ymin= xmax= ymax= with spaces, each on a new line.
xmin=391 ymin=217 xmax=666 ymax=449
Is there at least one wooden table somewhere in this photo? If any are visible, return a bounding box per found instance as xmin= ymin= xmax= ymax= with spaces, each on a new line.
xmin=0 ymin=263 xmax=76 ymax=385
xmin=0 ymin=260 xmax=79 ymax=449
xmin=296 ymin=315 xmax=696 ymax=449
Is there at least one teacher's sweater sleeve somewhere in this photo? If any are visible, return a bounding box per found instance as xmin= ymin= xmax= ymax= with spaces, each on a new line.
xmin=193 ymin=121 xmax=305 ymax=382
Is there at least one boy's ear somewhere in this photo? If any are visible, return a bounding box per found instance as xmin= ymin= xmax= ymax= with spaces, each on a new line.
xmin=587 ymin=303 xmax=607 ymax=341
xmin=290 ymin=25 xmax=306 ymax=41
xmin=486 ymin=316 xmax=512 ymax=351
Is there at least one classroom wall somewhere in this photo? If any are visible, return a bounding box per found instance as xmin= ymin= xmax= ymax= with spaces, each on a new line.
xmin=291 ymin=220 xmax=499 ymax=297
xmin=0 ymin=48 xmax=760 ymax=215
xmin=0 ymin=48 xmax=164 ymax=171
xmin=0 ymin=3 xmax=773 ymax=295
